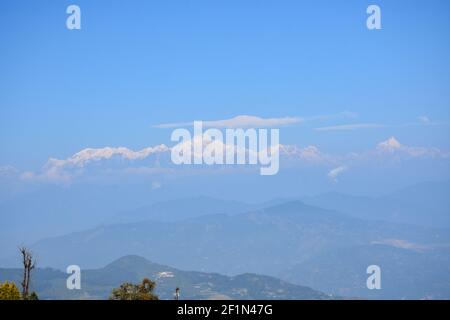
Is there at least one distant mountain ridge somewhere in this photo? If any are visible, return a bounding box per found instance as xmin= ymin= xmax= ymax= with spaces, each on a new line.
xmin=1 ymin=181 xmax=449 ymax=299
xmin=301 ymin=180 xmax=450 ymax=228
xmin=110 ymin=196 xmax=257 ymax=223
xmin=15 ymin=199 xmax=450 ymax=299
xmin=0 ymin=255 xmax=331 ymax=300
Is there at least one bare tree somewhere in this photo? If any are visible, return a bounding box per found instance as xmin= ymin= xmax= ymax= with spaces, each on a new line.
xmin=19 ymin=247 xmax=35 ymax=300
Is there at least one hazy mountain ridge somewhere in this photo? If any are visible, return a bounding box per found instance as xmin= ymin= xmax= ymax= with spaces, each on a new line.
xmin=1 ymin=181 xmax=449 ymax=299
xmin=110 ymin=196 xmax=257 ymax=223
xmin=17 ymin=198 xmax=450 ymax=299
xmin=301 ymin=180 xmax=450 ymax=228
xmin=0 ymin=255 xmax=331 ymax=300
xmin=282 ymin=244 xmax=450 ymax=299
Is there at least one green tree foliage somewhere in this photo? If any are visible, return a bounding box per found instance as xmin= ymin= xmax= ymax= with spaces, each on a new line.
xmin=0 ymin=281 xmax=21 ymax=300
xmin=110 ymin=278 xmax=159 ymax=300
xmin=28 ymin=291 xmax=39 ymax=300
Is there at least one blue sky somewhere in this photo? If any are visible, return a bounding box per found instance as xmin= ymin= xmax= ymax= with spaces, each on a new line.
xmin=1 ymin=0 xmax=449 ymax=186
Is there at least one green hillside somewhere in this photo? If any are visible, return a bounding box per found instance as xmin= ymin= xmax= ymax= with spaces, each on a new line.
xmin=0 ymin=255 xmax=332 ymax=300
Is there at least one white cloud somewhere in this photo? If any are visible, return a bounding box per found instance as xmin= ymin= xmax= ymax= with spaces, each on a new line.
xmin=51 ymin=145 xmax=170 ymax=168
xmin=154 ymin=111 xmax=361 ymax=129
xmin=376 ymin=137 xmax=447 ymax=158
xmin=151 ymin=181 xmax=162 ymax=190
xmin=316 ymin=116 xmax=448 ymax=132
xmin=280 ymin=145 xmax=330 ymax=164
xmin=11 ymin=135 xmax=449 ymax=185
xmin=315 ymin=123 xmax=384 ymax=131
xmin=305 ymin=111 xmax=358 ymax=122
xmin=154 ymin=115 xmax=303 ymax=129
xmin=376 ymin=137 xmax=402 ymax=152
xmin=20 ymin=171 xmax=36 ymax=181
xmin=418 ymin=116 xmax=431 ymax=124
xmin=327 ymin=166 xmax=348 ymax=182
xmin=28 ymin=145 xmax=170 ymax=184
xmin=0 ymin=165 xmax=18 ymax=177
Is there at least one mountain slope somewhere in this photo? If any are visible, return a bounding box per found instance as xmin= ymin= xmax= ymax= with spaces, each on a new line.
xmin=282 ymin=244 xmax=450 ymax=299
xmin=30 ymin=201 xmax=449 ymax=272
xmin=301 ymin=180 xmax=450 ymax=228
xmin=110 ymin=196 xmax=256 ymax=223
xmin=21 ymin=200 xmax=450 ymax=299
xmin=0 ymin=195 xmax=256 ymax=263
xmin=0 ymin=255 xmax=331 ymax=300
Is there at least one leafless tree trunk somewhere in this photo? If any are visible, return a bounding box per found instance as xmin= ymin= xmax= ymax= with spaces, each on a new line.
xmin=19 ymin=247 xmax=35 ymax=300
